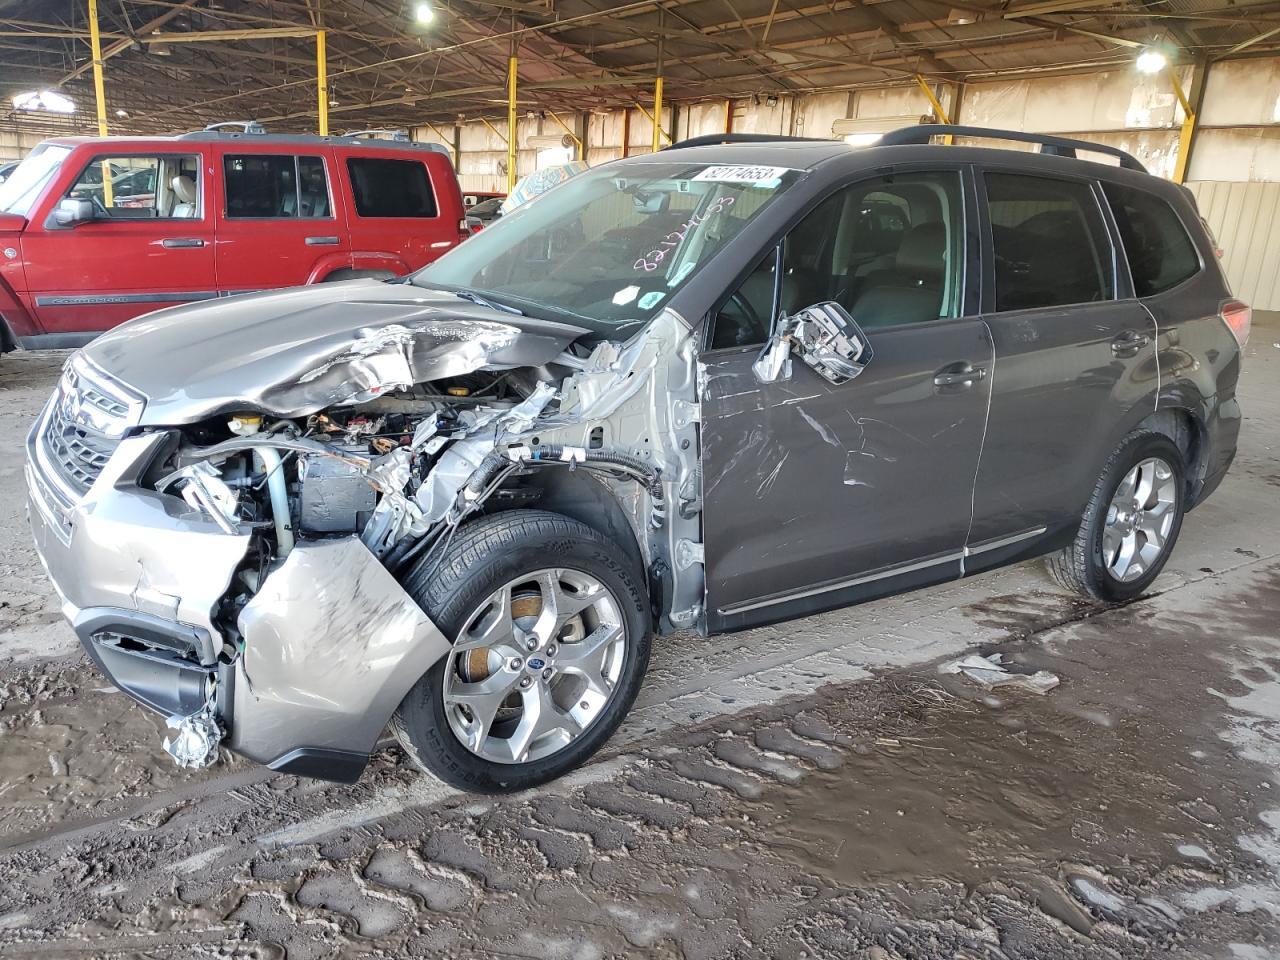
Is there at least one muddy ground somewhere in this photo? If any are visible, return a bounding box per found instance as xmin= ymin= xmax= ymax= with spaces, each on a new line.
xmin=0 ymin=319 xmax=1278 ymax=958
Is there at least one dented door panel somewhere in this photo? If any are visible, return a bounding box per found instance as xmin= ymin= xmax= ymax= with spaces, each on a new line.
xmin=699 ymin=317 xmax=993 ymax=631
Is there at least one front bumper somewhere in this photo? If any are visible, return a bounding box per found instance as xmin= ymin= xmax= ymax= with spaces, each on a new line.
xmin=27 ymin=421 xmax=449 ymax=783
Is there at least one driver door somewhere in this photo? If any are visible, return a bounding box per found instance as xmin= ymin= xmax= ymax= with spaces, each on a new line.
xmin=699 ymin=169 xmax=993 ymax=632
xmin=24 ymin=150 xmax=216 ymax=335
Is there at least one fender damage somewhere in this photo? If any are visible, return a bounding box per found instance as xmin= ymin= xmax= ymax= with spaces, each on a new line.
xmin=31 ymin=286 xmax=703 ymax=781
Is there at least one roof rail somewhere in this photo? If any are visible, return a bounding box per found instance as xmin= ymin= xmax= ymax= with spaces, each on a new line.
xmin=202 ymin=121 xmax=267 ymax=136
xmin=342 ymin=128 xmax=410 ymax=142
xmin=663 ymin=133 xmax=829 ymax=150
xmin=876 ymin=124 xmax=1146 ymax=172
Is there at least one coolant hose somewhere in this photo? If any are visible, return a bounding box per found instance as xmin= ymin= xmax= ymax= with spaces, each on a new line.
xmin=254 ymin=447 xmax=295 ymax=557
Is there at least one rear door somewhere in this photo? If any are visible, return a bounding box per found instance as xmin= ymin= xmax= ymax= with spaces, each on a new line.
xmin=967 ymin=169 xmax=1159 ymax=558
xmin=213 ymin=147 xmax=349 ymax=293
xmin=699 ymin=167 xmax=993 ymax=631
xmin=337 ymin=150 xmax=461 ymax=271
xmin=22 ymin=148 xmax=215 ymax=334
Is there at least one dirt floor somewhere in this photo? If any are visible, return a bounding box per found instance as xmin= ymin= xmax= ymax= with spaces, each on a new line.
xmin=0 ymin=317 xmax=1278 ymax=958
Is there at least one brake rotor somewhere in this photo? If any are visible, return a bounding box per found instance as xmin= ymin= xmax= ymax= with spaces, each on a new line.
xmin=457 ymin=589 xmax=543 ymax=684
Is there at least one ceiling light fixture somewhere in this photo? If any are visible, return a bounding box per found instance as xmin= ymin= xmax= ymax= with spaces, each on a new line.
xmin=1136 ymin=47 xmax=1168 ymax=74
xmin=414 ymin=2 xmax=435 ymax=24
xmin=12 ymin=90 xmax=75 ymax=113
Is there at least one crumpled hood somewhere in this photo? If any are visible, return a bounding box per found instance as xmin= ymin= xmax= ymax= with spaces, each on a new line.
xmin=83 ymin=279 xmax=590 ymax=425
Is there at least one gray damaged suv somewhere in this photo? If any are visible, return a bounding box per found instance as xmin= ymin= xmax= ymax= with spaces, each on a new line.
xmin=27 ymin=126 xmax=1246 ymax=793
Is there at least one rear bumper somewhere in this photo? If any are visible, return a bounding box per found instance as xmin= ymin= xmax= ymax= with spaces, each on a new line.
xmin=27 ymin=425 xmax=450 ymax=783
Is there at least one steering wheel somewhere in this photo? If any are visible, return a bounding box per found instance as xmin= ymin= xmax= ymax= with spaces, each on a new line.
xmin=724 ymin=290 xmax=766 ymax=346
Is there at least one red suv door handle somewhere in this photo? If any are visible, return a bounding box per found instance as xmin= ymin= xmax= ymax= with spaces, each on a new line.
xmin=305 ymin=236 xmax=340 ymax=246
xmin=161 ymin=238 xmax=205 ymax=248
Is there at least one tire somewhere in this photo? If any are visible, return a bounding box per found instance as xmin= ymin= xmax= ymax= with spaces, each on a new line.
xmin=391 ymin=509 xmax=651 ymax=793
xmin=1047 ymin=431 xmax=1186 ymax=602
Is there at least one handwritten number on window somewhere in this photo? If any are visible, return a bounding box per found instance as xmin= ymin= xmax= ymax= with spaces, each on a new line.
xmin=634 ymin=196 xmax=736 ymax=273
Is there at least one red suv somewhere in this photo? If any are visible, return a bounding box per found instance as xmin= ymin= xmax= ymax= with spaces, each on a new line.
xmin=0 ymin=125 xmax=467 ymax=350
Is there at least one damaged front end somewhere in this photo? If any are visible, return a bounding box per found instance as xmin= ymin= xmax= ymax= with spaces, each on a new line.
xmin=27 ymin=305 xmax=703 ymax=782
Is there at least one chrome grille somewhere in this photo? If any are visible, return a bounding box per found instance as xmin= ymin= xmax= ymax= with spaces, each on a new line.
xmin=41 ymin=404 xmax=118 ymax=496
xmin=31 ymin=358 xmax=143 ymax=506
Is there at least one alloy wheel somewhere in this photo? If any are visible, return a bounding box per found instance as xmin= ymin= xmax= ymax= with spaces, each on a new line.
xmin=441 ymin=568 xmax=627 ymax=764
xmin=1102 ymin=456 xmax=1178 ymax=583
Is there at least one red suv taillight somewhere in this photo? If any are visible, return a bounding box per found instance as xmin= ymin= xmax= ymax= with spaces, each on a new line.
xmin=1220 ymin=299 xmax=1252 ymax=348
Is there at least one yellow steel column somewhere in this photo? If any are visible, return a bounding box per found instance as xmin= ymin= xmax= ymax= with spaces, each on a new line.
xmin=1169 ymin=66 xmax=1197 ymax=185
xmin=316 ymin=29 xmax=329 ymax=136
xmin=651 ymin=77 xmax=665 ymax=153
xmin=88 ymin=0 xmax=109 ymax=136
xmin=507 ymin=56 xmax=518 ymax=192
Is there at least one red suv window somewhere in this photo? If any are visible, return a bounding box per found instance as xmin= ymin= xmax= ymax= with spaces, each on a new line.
xmin=347 ymin=157 xmax=437 ymax=218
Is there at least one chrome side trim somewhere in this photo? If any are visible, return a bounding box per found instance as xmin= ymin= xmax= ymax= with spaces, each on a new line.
xmin=963 ymin=525 xmax=1048 ymax=557
xmin=35 ymin=291 xmax=220 ymax=307
xmin=718 ymin=550 xmax=964 ymax=616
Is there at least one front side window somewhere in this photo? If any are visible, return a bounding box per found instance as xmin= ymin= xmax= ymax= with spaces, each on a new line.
xmin=712 ymin=170 xmax=964 ymax=349
xmin=0 ymin=143 xmax=72 ymax=216
xmin=65 ymin=154 xmax=200 ymax=219
xmin=1103 ymin=182 xmax=1201 ymax=296
xmin=986 ymin=172 xmax=1114 ymax=311
xmin=411 ymin=161 xmax=802 ymax=336
xmin=347 ymin=157 xmax=437 ymax=218
xmin=224 ymin=154 xmax=330 ymax=218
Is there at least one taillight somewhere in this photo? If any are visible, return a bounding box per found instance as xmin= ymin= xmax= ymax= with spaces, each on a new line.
xmin=1220 ymin=299 xmax=1251 ymax=348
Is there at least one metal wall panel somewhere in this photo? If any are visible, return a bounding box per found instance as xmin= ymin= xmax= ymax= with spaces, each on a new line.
xmin=1187 ymin=180 xmax=1280 ymax=309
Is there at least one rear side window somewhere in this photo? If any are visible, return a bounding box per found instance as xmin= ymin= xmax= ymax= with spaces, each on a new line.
xmin=1103 ymin=182 xmax=1201 ymax=296
xmin=985 ymin=173 xmax=1115 ymax=311
xmin=347 ymin=157 xmax=437 ymax=218
xmin=224 ymin=154 xmax=331 ymax=218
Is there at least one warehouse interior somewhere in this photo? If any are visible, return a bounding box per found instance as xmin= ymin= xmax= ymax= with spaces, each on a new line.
xmin=1 ymin=1 xmax=1279 ymax=957
xmin=4 ymin=0 xmax=1280 ymax=304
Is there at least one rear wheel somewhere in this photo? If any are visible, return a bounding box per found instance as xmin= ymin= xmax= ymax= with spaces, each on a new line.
xmin=1048 ymin=431 xmax=1185 ymax=602
xmin=392 ymin=510 xmax=651 ymax=793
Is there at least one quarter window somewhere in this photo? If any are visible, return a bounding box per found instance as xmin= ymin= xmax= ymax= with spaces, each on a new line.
xmin=347 ymin=157 xmax=437 ymax=218
xmin=224 ymin=155 xmax=331 ymax=218
xmin=66 ymin=154 xmax=200 ymax=219
xmin=985 ymin=173 xmax=1114 ymax=311
xmin=1103 ymin=182 xmax=1201 ymax=296
xmin=712 ymin=171 xmax=964 ymax=349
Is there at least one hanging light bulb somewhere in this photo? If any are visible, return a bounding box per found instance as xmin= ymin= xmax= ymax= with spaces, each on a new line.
xmin=1136 ymin=47 xmax=1168 ymax=75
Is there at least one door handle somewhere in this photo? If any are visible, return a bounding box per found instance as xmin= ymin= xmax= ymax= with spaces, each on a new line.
xmin=1110 ymin=330 xmax=1151 ymax=357
xmin=305 ymin=235 xmax=340 ymax=246
xmin=161 ymin=238 xmax=205 ymax=248
xmin=933 ymin=364 xmax=987 ymax=388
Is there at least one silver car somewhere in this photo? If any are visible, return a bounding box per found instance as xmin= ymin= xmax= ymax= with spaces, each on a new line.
xmin=26 ymin=127 xmax=1246 ymax=792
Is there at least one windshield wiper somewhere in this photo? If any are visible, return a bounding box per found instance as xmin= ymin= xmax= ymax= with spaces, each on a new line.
xmin=453 ymin=289 xmax=524 ymax=315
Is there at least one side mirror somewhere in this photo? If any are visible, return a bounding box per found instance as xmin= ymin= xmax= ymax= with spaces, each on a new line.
xmin=753 ymin=301 xmax=873 ymax=385
xmin=53 ymin=197 xmax=94 ymax=227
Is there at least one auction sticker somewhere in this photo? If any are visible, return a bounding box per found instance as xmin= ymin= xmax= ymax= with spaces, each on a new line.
xmin=691 ymin=165 xmax=789 ymax=185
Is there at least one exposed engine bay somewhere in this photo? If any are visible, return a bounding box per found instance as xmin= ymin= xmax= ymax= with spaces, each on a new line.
xmin=122 ymin=313 xmax=703 ymax=767
xmin=27 ymin=294 xmax=704 ymax=781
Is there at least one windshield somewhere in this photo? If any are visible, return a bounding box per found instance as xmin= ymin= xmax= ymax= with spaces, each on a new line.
xmin=411 ymin=160 xmax=802 ymax=336
xmin=0 ymin=144 xmax=71 ymax=217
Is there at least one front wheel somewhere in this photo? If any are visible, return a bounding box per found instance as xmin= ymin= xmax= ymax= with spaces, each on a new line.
xmin=1048 ymin=431 xmax=1186 ymax=602
xmin=392 ymin=510 xmax=651 ymax=793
